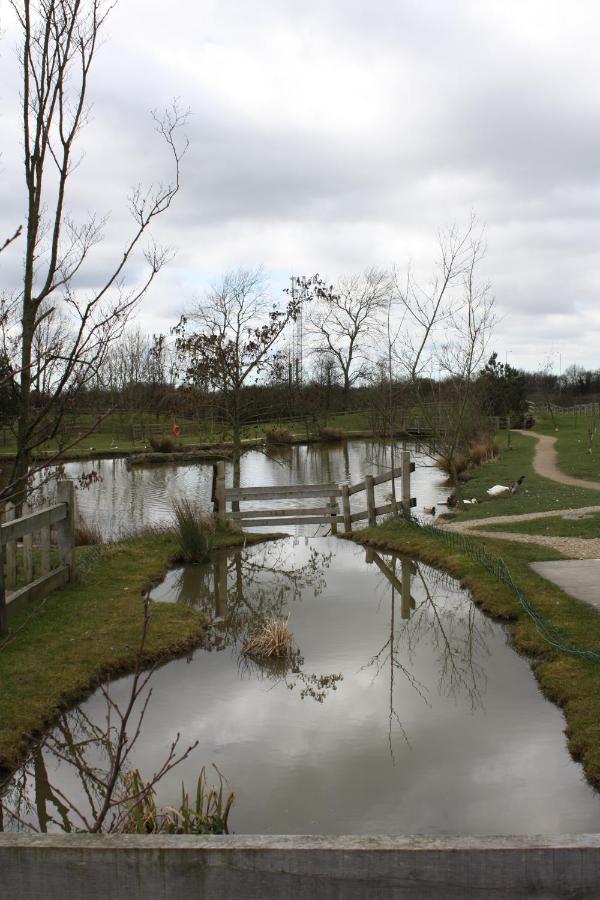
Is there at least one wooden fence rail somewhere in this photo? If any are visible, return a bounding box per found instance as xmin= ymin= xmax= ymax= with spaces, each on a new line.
xmin=213 ymin=453 xmax=416 ymax=531
xmin=0 ymin=481 xmax=76 ymax=634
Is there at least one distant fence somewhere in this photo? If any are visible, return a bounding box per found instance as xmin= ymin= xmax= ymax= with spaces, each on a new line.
xmin=0 ymin=481 xmax=75 ymax=633
xmin=212 ymin=453 xmax=416 ymax=531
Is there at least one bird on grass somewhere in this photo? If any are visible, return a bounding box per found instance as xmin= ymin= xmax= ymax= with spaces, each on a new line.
xmin=511 ymin=475 xmax=525 ymax=494
xmin=486 ymin=475 xmax=525 ymax=497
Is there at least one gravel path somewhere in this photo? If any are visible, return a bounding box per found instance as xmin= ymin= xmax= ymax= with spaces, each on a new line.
xmin=439 ymin=431 xmax=600 ymax=557
xmin=514 ymin=430 xmax=600 ymax=491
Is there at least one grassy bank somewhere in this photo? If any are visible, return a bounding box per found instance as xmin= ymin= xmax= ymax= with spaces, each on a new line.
xmin=446 ymin=428 xmax=600 ymax=522
xmin=0 ymin=411 xmax=376 ymax=460
xmin=348 ymin=517 xmax=600 ymax=790
xmin=0 ymin=528 xmax=275 ymax=773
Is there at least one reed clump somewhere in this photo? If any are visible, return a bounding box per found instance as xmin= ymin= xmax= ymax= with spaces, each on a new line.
xmin=123 ymin=767 xmax=234 ymax=835
xmin=242 ymin=616 xmax=296 ymax=659
xmin=468 ymin=434 xmax=499 ymax=466
xmin=265 ymin=428 xmax=294 ymax=444
xmin=318 ymin=426 xmax=345 ymax=441
xmin=74 ymin=513 xmax=103 ymax=546
xmin=172 ymin=498 xmax=215 ymax=563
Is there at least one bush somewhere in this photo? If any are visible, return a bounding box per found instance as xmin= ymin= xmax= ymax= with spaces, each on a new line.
xmin=149 ymin=436 xmax=182 ymax=453
xmin=318 ymin=427 xmax=345 ymax=441
xmin=172 ymin=499 xmax=214 ymax=563
xmin=265 ymin=428 xmax=293 ymax=444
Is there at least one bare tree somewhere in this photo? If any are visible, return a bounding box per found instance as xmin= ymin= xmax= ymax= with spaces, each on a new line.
xmin=174 ymin=267 xmax=300 ymax=492
xmin=307 ymin=267 xmax=390 ymax=410
xmin=4 ymin=0 xmax=188 ymax=507
xmin=390 ymin=219 xmax=495 ymax=503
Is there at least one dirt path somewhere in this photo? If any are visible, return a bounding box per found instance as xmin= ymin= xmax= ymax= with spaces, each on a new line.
xmin=439 ymin=431 xmax=600 ymax=556
xmin=514 ymin=430 xmax=600 ymax=491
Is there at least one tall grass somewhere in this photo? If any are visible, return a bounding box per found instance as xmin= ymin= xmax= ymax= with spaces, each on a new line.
xmin=123 ymin=766 xmax=234 ymax=834
xmin=74 ymin=514 xmax=103 ymax=546
xmin=172 ymin=499 xmax=214 ymax=563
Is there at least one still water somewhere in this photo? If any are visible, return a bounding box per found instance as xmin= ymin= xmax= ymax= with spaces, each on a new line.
xmin=61 ymin=441 xmax=444 ymax=538
xmin=3 ymin=538 xmax=600 ymax=834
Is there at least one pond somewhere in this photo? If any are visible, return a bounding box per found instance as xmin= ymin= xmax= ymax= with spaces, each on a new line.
xmin=3 ymin=537 xmax=600 ymax=834
xmin=60 ymin=440 xmax=445 ymax=539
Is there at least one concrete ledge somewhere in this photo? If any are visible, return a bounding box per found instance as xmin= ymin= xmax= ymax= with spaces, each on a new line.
xmin=2 ymin=833 xmax=600 ymax=899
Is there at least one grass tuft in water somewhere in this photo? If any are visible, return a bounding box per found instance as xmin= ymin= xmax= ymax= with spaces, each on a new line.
xmin=242 ymin=616 xmax=296 ymax=659
xmin=172 ymin=499 xmax=215 ymax=563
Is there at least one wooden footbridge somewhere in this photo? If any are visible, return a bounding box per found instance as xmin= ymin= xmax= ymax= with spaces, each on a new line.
xmin=212 ymin=452 xmax=416 ymax=532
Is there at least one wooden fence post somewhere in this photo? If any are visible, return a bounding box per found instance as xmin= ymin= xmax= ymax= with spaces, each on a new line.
xmin=401 ymin=450 xmax=411 ymax=514
xmin=56 ymin=480 xmax=76 ymax=581
xmin=22 ymin=502 xmax=33 ymax=585
xmin=4 ymin=502 xmax=16 ymax=591
xmin=41 ymin=523 xmax=51 ymax=576
xmin=215 ymin=461 xmax=226 ymax=525
xmin=401 ymin=557 xmax=411 ymax=620
xmin=0 ymin=542 xmax=6 ymax=635
xmin=329 ymin=495 xmax=338 ymax=535
xmin=341 ymin=484 xmax=352 ymax=533
xmin=365 ymin=475 xmax=376 ymax=527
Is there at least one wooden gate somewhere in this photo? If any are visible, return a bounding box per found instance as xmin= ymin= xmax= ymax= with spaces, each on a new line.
xmin=212 ymin=452 xmax=416 ymax=531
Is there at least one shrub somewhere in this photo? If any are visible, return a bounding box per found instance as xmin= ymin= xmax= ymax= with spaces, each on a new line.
xmin=172 ymin=498 xmax=214 ymax=563
xmin=149 ymin=436 xmax=181 ymax=453
xmin=318 ymin=427 xmax=345 ymax=441
xmin=242 ymin=616 xmax=296 ymax=659
xmin=265 ymin=428 xmax=293 ymax=444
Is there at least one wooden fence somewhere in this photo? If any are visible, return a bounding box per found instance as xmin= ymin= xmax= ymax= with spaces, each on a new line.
xmin=0 ymin=481 xmax=76 ymax=633
xmin=212 ymin=452 xmax=416 ymax=531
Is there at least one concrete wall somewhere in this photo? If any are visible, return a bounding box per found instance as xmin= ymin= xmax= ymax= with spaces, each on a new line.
xmin=2 ymin=833 xmax=600 ymax=899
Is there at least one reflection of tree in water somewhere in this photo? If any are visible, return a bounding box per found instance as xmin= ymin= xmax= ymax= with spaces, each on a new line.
xmin=160 ymin=541 xmax=341 ymax=702
xmin=0 ymin=680 xmax=195 ymax=834
xmin=362 ymin=549 xmax=493 ymax=757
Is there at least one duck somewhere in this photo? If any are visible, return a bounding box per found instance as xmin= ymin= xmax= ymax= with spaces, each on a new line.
xmin=462 ymin=498 xmax=478 ymax=505
xmin=510 ymin=475 xmax=525 ymax=494
xmin=424 ymin=506 xmax=436 ymax=515
xmin=487 ymin=484 xmax=510 ymax=496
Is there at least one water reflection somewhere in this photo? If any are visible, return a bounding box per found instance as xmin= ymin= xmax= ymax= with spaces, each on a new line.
xmin=3 ymin=537 xmax=600 ymax=835
xmin=56 ymin=440 xmax=445 ymax=539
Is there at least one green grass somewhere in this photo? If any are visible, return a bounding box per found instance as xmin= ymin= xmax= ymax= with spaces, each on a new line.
xmin=351 ymin=518 xmax=600 ymax=790
xmin=448 ymin=429 xmax=600 ymax=522
xmin=0 ymin=410 xmax=378 ymax=459
xmin=0 ymin=527 xmax=277 ymax=773
xmin=484 ymin=512 xmax=600 ymax=539
xmin=535 ymin=413 xmax=600 ymax=481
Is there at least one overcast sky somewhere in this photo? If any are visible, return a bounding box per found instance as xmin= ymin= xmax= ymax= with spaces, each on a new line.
xmin=1 ymin=0 xmax=600 ymax=373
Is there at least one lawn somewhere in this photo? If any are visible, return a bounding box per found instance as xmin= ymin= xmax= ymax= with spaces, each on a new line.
xmin=447 ymin=428 xmax=600 ymax=522
xmin=485 ymin=512 xmax=600 ymax=538
xmin=535 ymin=412 xmax=600 ymax=481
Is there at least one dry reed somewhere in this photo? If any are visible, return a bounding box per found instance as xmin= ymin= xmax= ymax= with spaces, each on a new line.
xmin=242 ymin=616 xmax=296 ymax=659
